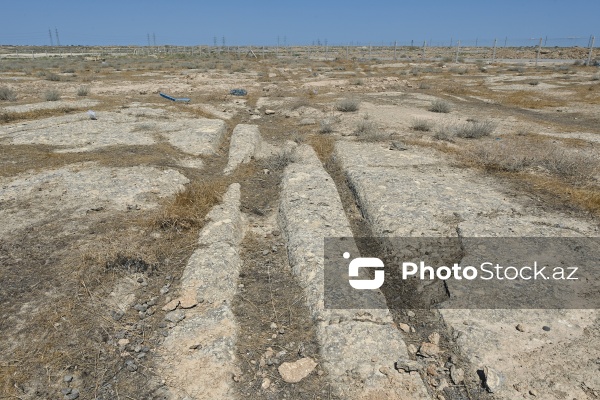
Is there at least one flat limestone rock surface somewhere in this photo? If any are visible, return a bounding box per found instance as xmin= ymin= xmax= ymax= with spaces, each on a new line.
xmin=1 ymin=99 xmax=99 ymax=113
xmin=279 ymin=144 xmax=429 ymax=399
xmin=157 ymin=184 xmax=246 ymax=400
xmin=0 ymin=163 xmax=188 ymax=235
xmin=0 ymin=110 xmax=226 ymax=155
xmin=335 ymin=140 xmax=600 ymax=399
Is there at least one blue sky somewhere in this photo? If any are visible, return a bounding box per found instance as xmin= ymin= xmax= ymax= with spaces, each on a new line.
xmin=1 ymin=1 xmax=598 ymax=47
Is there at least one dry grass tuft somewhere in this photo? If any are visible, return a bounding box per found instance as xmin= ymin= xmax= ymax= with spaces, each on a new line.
xmin=411 ymin=118 xmax=433 ymax=132
xmin=1 ymin=107 xmax=78 ymax=124
xmin=309 ymin=134 xmax=336 ymax=164
xmin=501 ymin=90 xmax=567 ymax=109
xmin=153 ymin=178 xmax=229 ymax=232
xmin=428 ymin=99 xmax=451 ymax=113
xmin=465 ymin=136 xmax=599 ymax=183
xmin=335 ymin=98 xmax=360 ymax=112
xmin=0 ymin=86 xmax=17 ymax=101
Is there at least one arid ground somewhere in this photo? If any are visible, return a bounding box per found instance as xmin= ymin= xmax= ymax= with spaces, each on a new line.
xmin=1 ymin=48 xmax=599 ymax=399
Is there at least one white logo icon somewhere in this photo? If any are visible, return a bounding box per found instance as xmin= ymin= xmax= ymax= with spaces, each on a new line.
xmin=345 ymin=252 xmax=385 ymax=290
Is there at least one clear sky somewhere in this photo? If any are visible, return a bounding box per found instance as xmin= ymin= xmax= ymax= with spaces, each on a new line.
xmin=1 ymin=0 xmax=598 ymax=47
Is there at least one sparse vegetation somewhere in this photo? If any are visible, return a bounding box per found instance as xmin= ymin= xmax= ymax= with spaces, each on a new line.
xmin=466 ymin=136 xmax=599 ymax=181
xmin=319 ymin=119 xmax=334 ymax=133
xmin=411 ymin=118 xmax=433 ymax=132
xmin=354 ymin=119 xmax=376 ymax=135
xmin=77 ymin=86 xmax=90 ymax=96
xmin=46 ymin=72 xmax=61 ymax=81
xmin=261 ymin=150 xmax=295 ymax=171
xmin=454 ymin=120 xmax=496 ymax=138
xmin=0 ymin=86 xmax=16 ymax=101
xmin=44 ymin=89 xmax=61 ymax=101
xmin=429 ymin=99 xmax=451 ymax=113
xmin=335 ymin=98 xmax=360 ymax=112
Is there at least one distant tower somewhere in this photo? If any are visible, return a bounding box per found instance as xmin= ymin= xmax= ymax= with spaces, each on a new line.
xmin=48 ymin=29 xmax=54 ymax=46
xmin=222 ymin=36 xmax=225 ymax=48
xmin=153 ymin=33 xmax=156 ymax=46
xmin=147 ymin=33 xmax=151 ymax=46
xmin=55 ymin=28 xmax=60 ymax=46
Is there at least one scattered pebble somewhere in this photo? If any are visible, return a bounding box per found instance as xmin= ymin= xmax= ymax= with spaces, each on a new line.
xmin=428 ymin=332 xmax=441 ymax=345
xmin=542 ymin=326 xmax=551 ymax=332
xmin=483 ymin=366 xmax=501 ymax=393
xmin=407 ymin=310 xmax=416 ymax=318
xmin=417 ymin=342 xmax=441 ymax=357
xmin=261 ymin=377 xmax=271 ymax=390
xmin=399 ymin=323 xmax=411 ymax=333
xmin=125 ymin=360 xmax=138 ymax=372
xmin=450 ymin=365 xmax=464 ymax=384
xmin=278 ymin=357 xmax=317 ymax=383
xmin=63 ymin=375 xmax=73 ymax=383
xmin=516 ymin=323 xmax=526 ymax=332
xmin=164 ymin=310 xmax=185 ymax=323
xmin=395 ymin=359 xmax=421 ymax=372
xmin=65 ymin=389 xmax=79 ymax=400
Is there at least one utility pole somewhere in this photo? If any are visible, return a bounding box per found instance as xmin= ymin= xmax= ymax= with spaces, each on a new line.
xmin=55 ymin=28 xmax=60 ymax=46
xmin=535 ymin=37 xmax=542 ymax=67
xmin=587 ymin=36 xmax=595 ymax=66
xmin=48 ymin=29 xmax=54 ymax=46
xmin=153 ymin=33 xmax=156 ymax=46
xmin=147 ymin=33 xmax=150 ymax=47
xmin=455 ymin=40 xmax=461 ymax=63
xmin=492 ymin=38 xmax=497 ymax=63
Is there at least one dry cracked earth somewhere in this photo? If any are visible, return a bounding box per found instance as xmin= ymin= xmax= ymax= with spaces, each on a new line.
xmin=1 ymin=52 xmax=600 ymax=400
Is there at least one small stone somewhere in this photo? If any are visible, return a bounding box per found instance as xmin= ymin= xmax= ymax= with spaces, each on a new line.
xmin=111 ymin=310 xmax=124 ymax=321
xmin=162 ymin=299 xmax=180 ymax=312
xmin=390 ymin=141 xmax=408 ymax=151
xmin=63 ymin=375 xmax=73 ymax=383
xmin=427 ymin=364 xmax=438 ymax=376
xmin=61 ymin=388 xmax=72 ymax=395
xmin=272 ymin=230 xmax=281 ymax=236
xmin=394 ymin=359 xmax=421 ymax=372
xmin=417 ymin=342 xmax=440 ymax=357
xmin=407 ymin=344 xmax=418 ymax=354
xmin=270 ymin=322 xmax=278 ymax=330
xmin=399 ymin=323 xmax=410 ymax=333
xmin=65 ymin=389 xmax=80 ymax=400
xmin=428 ymin=332 xmax=441 ymax=345
xmin=529 ymin=389 xmax=539 ymax=396
xmin=407 ymin=311 xmax=416 ymax=318
xmin=265 ymin=109 xmax=276 ymax=115
xmin=450 ymin=365 xmax=464 ymax=384
xmin=516 ymin=324 xmax=526 ymax=332
xmin=179 ymin=294 xmax=197 ymax=309
xmin=189 ymin=344 xmax=201 ymax=350
xmin=542 ymin=326 xmax=551 ymax=332
xmin=483 ymin=366 xmax=501 ymax=393
xmin=261 ymin=378 xmax=271 ymax=390
xmin=278 ymin=328 xmax=285 ymax=334
xmin=125 ymin=360 xmax=138 ymax=372
xmin=164 ymin=310 xmax=185 ymax=323
xmin=278 ymin=358 xmax=317 ymax=383
xmin=117 ymin=338 xmax=130 ymax=347
xmin=262 ymin=250 xmax=269 ymax=256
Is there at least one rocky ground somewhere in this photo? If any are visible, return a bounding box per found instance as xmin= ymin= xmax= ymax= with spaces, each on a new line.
xmin=1 ymin=52 xmax=599 ymax=399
